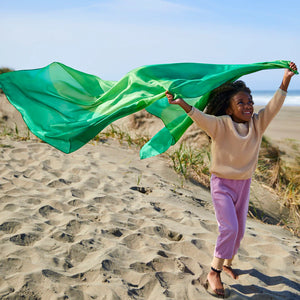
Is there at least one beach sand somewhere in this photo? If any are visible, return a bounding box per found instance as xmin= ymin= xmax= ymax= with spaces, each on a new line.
xmin=255 ymin=105 xmax=300 ymax=143
xmin=0 ymin=94 xmax=299 ymax=299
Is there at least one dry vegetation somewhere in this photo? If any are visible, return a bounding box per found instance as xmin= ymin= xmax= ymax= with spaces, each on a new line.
xmin=96 ymin=123 xmax=300 ymax=236
xmin=0 ymin=67 xmax=13 ymax=94
xmin=255 ymin=137 xmax=300 ymax=234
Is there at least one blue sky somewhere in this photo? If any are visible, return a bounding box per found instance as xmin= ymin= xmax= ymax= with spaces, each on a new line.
xmin=0 ymin=0 xmax=299 ymax=90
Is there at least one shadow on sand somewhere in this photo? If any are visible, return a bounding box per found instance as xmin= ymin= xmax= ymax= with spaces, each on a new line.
xmin=231 ymin=268 xmax=300 ymax=299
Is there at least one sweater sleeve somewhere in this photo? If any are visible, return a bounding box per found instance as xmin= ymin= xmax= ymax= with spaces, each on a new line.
xmin=187 ymin=106 xmax=220 ymax=139
xmin=256 ymin=89 xmax=287 ymax=133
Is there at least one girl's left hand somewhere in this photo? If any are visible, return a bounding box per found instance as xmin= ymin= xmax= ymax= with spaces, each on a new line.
xmin=286 ymin=61 xmax=297 ymax=77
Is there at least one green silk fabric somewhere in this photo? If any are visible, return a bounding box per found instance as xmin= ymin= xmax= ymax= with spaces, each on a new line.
xmin=0 ymin=60 xmax=296 ymax=158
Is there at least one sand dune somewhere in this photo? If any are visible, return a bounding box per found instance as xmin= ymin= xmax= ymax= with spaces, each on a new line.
xmin=0 ymin=137 xmax=299 ymax=299
xmin=0 ymin=94 xmax=299 ymax=299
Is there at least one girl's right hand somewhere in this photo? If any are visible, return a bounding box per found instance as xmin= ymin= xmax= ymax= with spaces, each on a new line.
xmin=165 ymin=91 xmax=174 ymax=103
xmin=165 ymin=91 xmax=183 ymax=105
xmin=165 ymin=91 xmax=193 ymax=113
xmin=286 ymin=61 xmax=297 ymax=77
xmin=280 ymin=61 xmax=297 ymax=91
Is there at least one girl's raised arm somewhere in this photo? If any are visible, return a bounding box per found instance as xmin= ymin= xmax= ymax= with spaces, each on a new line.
xmin=280 ymin=61 xmax=297 ymax=92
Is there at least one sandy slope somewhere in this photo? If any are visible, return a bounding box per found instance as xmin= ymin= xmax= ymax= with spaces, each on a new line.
xmin=0 ymin=94 xmax=299 ymax=299
xmin=0 ymin=138 xmax=299 ymax=299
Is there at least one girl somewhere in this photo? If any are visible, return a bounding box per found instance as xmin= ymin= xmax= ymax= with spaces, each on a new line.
xmin=166 ymin=61 xmax=297 ymax=298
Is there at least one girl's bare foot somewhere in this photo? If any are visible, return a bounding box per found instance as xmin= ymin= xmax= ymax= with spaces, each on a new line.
xmin=223 ymin=265 xmax=238 ymax=279
xmin=206 ymin=269 xmax=224 ymax=298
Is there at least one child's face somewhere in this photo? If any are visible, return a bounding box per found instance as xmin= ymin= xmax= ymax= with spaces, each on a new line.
xmin=226 ymin=91 xmax=254 ymax=123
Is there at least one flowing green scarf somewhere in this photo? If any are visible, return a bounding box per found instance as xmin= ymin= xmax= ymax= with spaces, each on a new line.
xmin=0 ymin=60 xmax=296 ymax=158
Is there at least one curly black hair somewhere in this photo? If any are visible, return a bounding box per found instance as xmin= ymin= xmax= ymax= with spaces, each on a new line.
xmin=205 ymin=80 xmax=252 ymax=116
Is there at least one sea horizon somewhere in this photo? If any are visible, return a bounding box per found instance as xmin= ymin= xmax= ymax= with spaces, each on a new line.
xmin=252 ymin=89 xmax=300 ymax=106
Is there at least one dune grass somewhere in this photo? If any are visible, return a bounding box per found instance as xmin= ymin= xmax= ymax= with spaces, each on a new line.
xmin=0 ymin=122 xmax=31 ymax=141
xmin=95 ymin=124 xmax=150 ymax=147
xmin=94 ymin=125 xmax=300 ymax=236
xmin=254 ymin=137 xmax=300 ymax=235
xmin=168 ymin=143 xmax=211 ymax=188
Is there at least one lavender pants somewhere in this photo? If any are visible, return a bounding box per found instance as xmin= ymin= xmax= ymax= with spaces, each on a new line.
xmin=210 ymin=174 xmax=251 ymax=259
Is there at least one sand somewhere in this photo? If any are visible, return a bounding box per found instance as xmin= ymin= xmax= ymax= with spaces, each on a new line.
xmin=0 ymin=94 xmax=299 ymax=299
xmin=254 ymin=105 xmax=300 ymax=144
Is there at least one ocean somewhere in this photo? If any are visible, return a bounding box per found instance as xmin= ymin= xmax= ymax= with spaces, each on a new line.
xmin=252 ymin=90 xmax=300 ymax=106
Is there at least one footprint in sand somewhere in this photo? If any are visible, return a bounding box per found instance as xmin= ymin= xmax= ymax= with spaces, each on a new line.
xmin=68 ymin=239 xmax=101 ymax=264
xmin=122 ymin=233 xmax=149 ymax=249
xmin=0 ymin=221 xmax=22 ymax=234
xmin=10 ymin=232 xmax=41 ymax=246
xmin=3 ymin=203 xmax=18 ymax=211
xmin=42 ymin=269 xmax=69 ymax=283
xmin=65 ymin=219 xmax=83 ymax=234
xmin=128 ymin=272 xmax=176 ymax=299
xmin=175 ymin=257 xmax=195 ymax=275
xmin=71 ymin=189 xmax=85 ymax=198
xmin=129 ymin=261 xmax=154 ymax=273
xmin=101 ymin=259 xmax=116 ymax=272
xmin=191 ymin=239 xmax=210 ymax=252
xmin=84 ymin=176 xmax=100 ymax=189
xmin=38 ymin=205 xmax=61 ymax=218
xmin=141 ymin=225 xmax=183 ymax=241
xmin=26 ymin=198 xmax=41 ymax=205
xmin=52 ymin=230 xmax=74 ymax=243
xmin=101 ymin=228 xmax=124 ymax=238
xmin=68 ymin=244 xmax=89 ymax=264
xmin=92 ymin=195 xmax=119 ymax=204
xmin=0 ymin=257 xmax=22 ymax=274
xmin=67 ymin=199 xmax=83 ymax=206
xmin=47 ymin=178 xmax=72 ymax=188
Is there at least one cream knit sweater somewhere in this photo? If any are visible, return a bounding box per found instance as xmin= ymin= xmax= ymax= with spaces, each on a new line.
xmin=187 ymin=89 xmax=287 ymax=180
